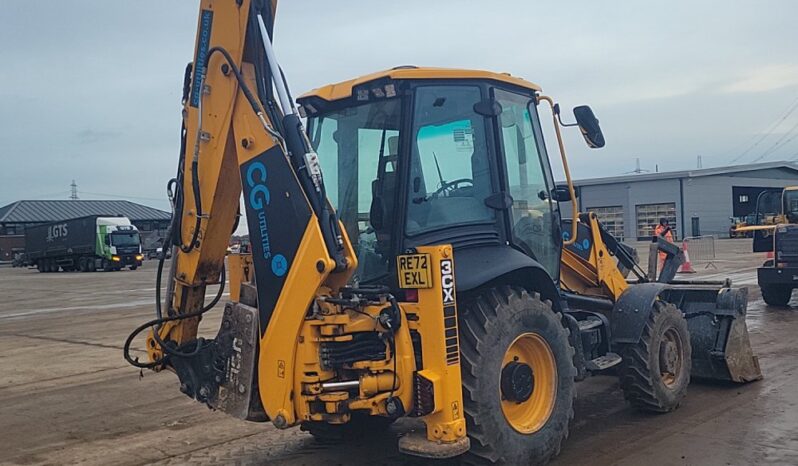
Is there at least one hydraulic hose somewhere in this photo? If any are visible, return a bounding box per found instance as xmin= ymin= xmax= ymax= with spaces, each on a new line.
xmin=125 ymin=44 xmax=286 ymax=370
xmin=177 ymin=46 xmax=264 ymax=255
xmin=124 ymin=256 xmax=226 ymax=368
xmin=124 ymin=171 xmax=227 ymax=367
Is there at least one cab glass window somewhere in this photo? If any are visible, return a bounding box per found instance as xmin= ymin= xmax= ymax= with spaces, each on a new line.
xmin=495 ymin=88 xmax=559 ymax=276
xmin=407 ymin=86 xmax=494 ymax=235
xmin=308 ymin=99 xmax=401 ymax=283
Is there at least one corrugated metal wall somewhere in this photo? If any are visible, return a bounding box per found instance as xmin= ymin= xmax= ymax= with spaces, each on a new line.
xmin=578 ymin=178 xmax=681 ymax=240
xmin=684 ymin=171 xmax=798 ymax=236
xmin=573 ymin=167 xmax=798 ymax=240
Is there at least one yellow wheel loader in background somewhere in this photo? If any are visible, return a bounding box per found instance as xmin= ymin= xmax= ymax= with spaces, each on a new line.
xmin=125 ymin=1 xmax=761 ymax=463
xmin=737 ymin=186 xmax=798 ymax=306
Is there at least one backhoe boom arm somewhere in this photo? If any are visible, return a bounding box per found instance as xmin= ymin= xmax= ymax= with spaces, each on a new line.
xmin=141 ymin=1 xmax=356 ymax=420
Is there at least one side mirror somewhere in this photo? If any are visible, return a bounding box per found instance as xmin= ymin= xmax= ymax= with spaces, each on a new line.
xmin=573 ymin=106 xmax=605 ymax=149
xmin=551 ymin=186 xmax=572 ymax=202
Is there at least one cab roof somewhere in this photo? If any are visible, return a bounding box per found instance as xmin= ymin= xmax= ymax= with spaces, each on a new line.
xmin=298 ymin=66 xmax=542 ymax=103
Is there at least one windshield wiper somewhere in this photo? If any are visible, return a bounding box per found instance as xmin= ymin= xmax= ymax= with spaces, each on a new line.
xmin=433 ymin=152 xmax=446 ymax=190
xmin=412 ymin=152 xmax=447 ymax=204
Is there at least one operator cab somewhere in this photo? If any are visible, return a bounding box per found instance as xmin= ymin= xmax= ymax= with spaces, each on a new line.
xmin=300 ymin=67 xmax=564 ymax=287
xmin=784 ymin=187 xmax=798 ymax=223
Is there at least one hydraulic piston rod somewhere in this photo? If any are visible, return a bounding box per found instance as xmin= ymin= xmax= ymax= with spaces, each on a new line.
xmin=320 ymin=380 xmax=360 ymax=391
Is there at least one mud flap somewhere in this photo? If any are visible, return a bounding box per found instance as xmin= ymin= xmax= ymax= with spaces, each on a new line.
xmin=683 ymin=287 xmax=762 ymax=383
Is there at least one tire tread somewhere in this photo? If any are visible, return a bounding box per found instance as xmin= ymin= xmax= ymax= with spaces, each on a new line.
xmin=460 ymin=287 xmax=575 ymax=465
xmin=618 ymin=302 xmax=690 ymax=413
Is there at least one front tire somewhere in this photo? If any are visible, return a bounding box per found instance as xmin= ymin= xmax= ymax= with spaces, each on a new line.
xmin=459 ymin=286 xmax=575 ymax=465
xmin=761 ymin=284 xmax=792 ymax=307
xmin=618 ymin=302 xmax=691 ymax=413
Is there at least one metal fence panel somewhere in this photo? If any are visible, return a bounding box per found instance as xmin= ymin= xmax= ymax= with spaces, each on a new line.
xmin=683 ymin=235 xmax=716 ymax=269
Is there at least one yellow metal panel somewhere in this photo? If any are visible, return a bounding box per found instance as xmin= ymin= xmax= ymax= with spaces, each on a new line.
xmin=154 ymin=1 xmax=253 ymax=354
xmin=176 ymin=0 xmax=250 ymax=287
xmin=257 ymin=220 xmax=331 ymax=425
xmin=227 ymin=62 xmax=341 ymax=425
xmin=412 ymin=245 xmax=467 ymax=443
xmin=559 ymin=213 xmax=628 ymax=302
xmin=299 ymin=67 xmax=542 ymax=103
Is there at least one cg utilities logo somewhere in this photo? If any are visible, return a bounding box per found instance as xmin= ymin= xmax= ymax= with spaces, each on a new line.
xmin=246 ymin=160 xmax=289 ymax=278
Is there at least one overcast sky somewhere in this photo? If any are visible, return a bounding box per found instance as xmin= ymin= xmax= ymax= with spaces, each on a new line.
xmin=1 ymin=0 xmax=797 ymax=211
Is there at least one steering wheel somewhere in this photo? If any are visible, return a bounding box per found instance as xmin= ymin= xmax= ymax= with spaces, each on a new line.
xmin=429 ymin=178 xmax=474 ymax=199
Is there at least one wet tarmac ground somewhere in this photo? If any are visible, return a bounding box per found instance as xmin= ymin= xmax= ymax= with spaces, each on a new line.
xmin=0 ymin=239 xmax=796 ymax=465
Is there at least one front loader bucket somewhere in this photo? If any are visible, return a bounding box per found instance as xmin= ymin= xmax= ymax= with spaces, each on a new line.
xmin=680 ymin=287 xmax=762 ymax=383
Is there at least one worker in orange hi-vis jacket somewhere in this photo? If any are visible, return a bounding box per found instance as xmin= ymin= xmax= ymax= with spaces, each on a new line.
xmin=654 ymin=217 xmax=674 ymax=267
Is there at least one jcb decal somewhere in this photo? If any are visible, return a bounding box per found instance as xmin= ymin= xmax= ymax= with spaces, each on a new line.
xmin=441 ymin=259 xmax=455 ymax=305
xmin=441 ymin=259 xmax=459 ymax=365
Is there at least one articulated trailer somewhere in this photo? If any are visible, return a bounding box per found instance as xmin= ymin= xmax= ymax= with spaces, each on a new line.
xmin=25 ymin=215 xmax=143 ymax=273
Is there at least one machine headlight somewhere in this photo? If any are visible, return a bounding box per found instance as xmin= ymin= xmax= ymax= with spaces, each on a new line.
xmin=135 ymin=254 xmax=143 ymax=261
xmin=112 ymin=256 xmax=121 ymax=262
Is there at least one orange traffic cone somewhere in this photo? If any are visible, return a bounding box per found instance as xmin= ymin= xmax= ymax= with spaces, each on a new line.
xmin=678 ymin=241 xmax=696 ymax=273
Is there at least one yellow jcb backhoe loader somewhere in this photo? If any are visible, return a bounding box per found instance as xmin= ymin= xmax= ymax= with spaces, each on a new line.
xmin=125 ymin=1 xmax=761 ymax=463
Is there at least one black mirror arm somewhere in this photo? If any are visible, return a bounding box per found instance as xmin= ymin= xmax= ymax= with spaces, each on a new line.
xmin=554 ymin=105 xmax=579 ymax=128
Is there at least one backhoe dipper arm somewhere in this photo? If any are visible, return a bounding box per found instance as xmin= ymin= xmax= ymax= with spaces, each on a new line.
xmin=143 ymin=1 xmax=356 ymax=421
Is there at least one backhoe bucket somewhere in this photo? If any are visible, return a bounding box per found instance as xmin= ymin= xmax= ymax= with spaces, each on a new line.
xmin=679 ymin=287 xmax=762 ymax=383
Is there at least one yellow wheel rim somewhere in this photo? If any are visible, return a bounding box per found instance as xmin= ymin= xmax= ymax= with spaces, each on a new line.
xmin=659 ymin=327 xmax=684 ymax=388
xmin=500 ymin=332 xmax=557 ymax=434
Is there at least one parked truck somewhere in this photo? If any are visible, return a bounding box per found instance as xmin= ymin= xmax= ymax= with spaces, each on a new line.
xmin=25 ymin=215 xmax=143 ymax=273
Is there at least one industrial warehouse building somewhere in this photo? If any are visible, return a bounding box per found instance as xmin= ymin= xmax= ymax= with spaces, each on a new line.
xmin=571 ymin=161 xmax=798 ymax=241
xmin=0 ymin=200 xmax=171 ymax=262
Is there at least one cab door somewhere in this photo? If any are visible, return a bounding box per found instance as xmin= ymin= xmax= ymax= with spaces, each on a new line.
xmin=403 ymin=84 xmax=504 ymax=245
xmin=493 ymin=88 xmax=562 ymax=279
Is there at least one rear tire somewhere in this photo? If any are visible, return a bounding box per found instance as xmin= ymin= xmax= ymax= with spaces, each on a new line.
xmin=37 ymin=262 xmax=44 ymax=273
xmin=78 ymin=257 xmax=87 ymax=272
xmin=618 ymin=301 xmax=691 ymax=413
xmin=459 ymin=286 xmax=575 ymax=465
xmin=86 ymin=258 xmax=97 ymax=272
xmin=300 ymin=412 xmax=394 ymax=443
xmin=761 ymin=285 xmax=792 ymax=307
